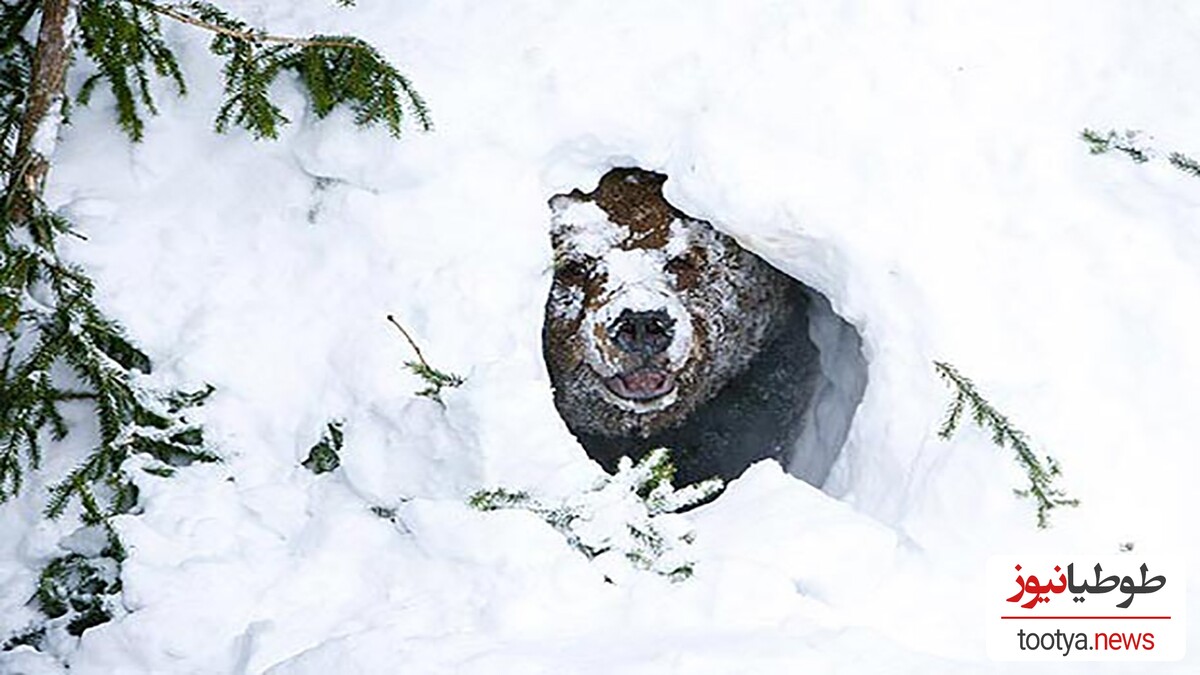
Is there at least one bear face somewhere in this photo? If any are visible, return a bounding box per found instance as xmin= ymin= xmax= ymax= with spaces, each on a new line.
xmin=543 ymin=168 xmax=797 ymax=453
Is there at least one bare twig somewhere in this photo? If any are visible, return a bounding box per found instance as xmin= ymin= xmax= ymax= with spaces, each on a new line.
xmin=386 ymin=313 xmax=430 ymax=369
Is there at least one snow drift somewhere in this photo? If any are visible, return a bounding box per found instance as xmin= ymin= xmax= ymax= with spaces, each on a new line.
xmin=3 ymin=0 xmax=1200 ymax=673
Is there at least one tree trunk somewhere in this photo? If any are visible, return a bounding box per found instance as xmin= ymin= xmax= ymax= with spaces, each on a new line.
xmin=7 ymin=0 xmax=75 ymax=225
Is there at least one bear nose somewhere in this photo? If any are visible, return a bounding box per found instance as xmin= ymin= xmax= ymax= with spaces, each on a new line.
xmin=610 ymin=309 xmax=674 ymax=356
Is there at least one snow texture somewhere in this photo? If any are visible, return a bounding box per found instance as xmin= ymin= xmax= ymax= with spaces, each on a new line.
xmin=3 ymin=0 xmax=1200 ymax=673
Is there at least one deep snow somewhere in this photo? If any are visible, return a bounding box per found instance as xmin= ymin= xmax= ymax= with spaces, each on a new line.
xmin=3 ymin=0 xmax=1200 ymax=673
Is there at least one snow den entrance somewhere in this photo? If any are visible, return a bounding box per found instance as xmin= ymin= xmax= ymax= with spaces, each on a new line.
xmin=543 ymin=168 xmax=867 ymax=487
xmin=786 ymin=286 xmax=868 ymax=486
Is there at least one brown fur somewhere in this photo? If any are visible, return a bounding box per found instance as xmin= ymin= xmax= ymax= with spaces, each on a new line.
xmin=543 ymin=168 xmax=796 ymax=449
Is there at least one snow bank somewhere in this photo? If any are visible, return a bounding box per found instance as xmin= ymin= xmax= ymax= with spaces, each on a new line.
xmin=3 ymin=0 xmax=1200 ymax=673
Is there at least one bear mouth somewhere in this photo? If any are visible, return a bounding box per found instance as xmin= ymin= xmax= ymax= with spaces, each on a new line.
xmin=604 ymin=367 xmax=677 ymax=401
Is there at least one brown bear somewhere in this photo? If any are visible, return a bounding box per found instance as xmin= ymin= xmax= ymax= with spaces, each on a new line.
xmin=543 ymin=167 xmax=821 ymax=486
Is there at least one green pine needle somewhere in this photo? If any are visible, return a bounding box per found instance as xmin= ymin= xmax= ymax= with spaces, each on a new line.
xmin=1080 ymin=128 xmax=1150 ymax=163
xmin=1080 ymin=127 xmax=1200 ymax=182
xmin=302 ymin=419 xmax=344 ymax=474
xmin=934 ymin=361 xmax=1079 ymax=528
xmin=468 ymin=450 xmax=722 ymax=582
xmin=86 ymin=0 xmax=435 ymax=142
xmin=33 ymin=551 xmax=122 ymax=638
xmin=1 ymin=0 xmax=427 ymax=647
xmin=1 ymin=189 xmax=219 ymax=518
xmin=77 ymin=0 xmax=187 ymax=142
xmin=468 ymin=487 xmax=532 ymax=511
xmin=1167 ymin=151 xmax=1200 ymax=178
xmin=404 ymin=360 xmax=465 ymax=404
xmin=387 ymin=314 xmax=465 ymax=406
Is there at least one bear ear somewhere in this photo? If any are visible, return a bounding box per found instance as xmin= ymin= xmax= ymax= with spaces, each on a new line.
xmin=625 ymin=168 xmax=667 ymax=186
xmin=602 ymin=167 xmax=667 ymax=189
xmin=547 ymin=193 xmax=582 ymax=237
xmin=548 ymin=192 xmax=582 ymax=215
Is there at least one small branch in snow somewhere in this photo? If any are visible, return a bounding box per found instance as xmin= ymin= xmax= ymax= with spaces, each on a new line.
xmin=470 ymin=449 xmax=722 ymax=583
xmin=135 ymin=1 xmax=367 ymax=50
xmin=386 ymin=313 xmax=431 ymax=371
xmin=1080 ymin=128 xmax=1151 ymax=164
xmin=1080 ymin=127 xmax=1200 ymax=182
xmin=386 ymin=314 xmax=464 ymax=405
xmin=934 ymin=360 xmax=1079 ymax=529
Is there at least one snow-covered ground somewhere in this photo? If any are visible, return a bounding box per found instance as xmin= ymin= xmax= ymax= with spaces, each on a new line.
xmin=4 ymin=0 xmax=1200 ymax=672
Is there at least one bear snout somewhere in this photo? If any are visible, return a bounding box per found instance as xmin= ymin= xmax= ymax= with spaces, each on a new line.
xmin=609 ymin=309 xmax=674 ymax=357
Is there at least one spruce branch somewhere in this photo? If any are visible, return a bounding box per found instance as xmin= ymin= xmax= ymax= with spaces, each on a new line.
xmin=33 ymin=551 xmax=122 ymax=637
xmin=1080 ymin=127 xmax=1200 ymax=182
xmin=302 ymin=419 xmax=343 ymax=474
xmin=0 ymin=195 xmax=219 ymax=518
xmin=1080 ymin=128 xmax=1151 ymax=164
xmin=118 ymin=0 xmax=432 ymax=140
xmin=469 ymin=450 xmax=720 ymax=582
xmin=1167 ymin=151 xmax=1200 ymax=178
xmin=934 ymin=361 xmax=1078 ymax=528
xmin=77 ymin=0 xmax=185 ymax=142
xmin=2 ymin=0 xmax=427 ymax=513
xmin=387 ymin=314 xmax=464 ymax=405
xmin=1 ymin=0 xmax=424 ymax=646
xmin=138 ymin=2 xmax=365 ymax=50
xmin=469 ymin=487 xmax=532 ymax=511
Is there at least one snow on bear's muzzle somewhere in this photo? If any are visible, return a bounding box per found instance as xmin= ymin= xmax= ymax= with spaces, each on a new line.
xmin=582 ymin=248 xmax=695 ymax=412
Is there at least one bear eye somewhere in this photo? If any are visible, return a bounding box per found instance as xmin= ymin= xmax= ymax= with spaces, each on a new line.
xmin=556 ymin=257 xmax=592 ymax=284
xmin=666 ymin=251 xmax=700 ymax=276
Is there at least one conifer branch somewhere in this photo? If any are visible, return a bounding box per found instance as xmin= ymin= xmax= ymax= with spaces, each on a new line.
xmin=470 ymin=450 xmax=721 ymax=582
xmin=302 ymin=419 xmax=343 ymax=474
xmin=934 ymin=361 xmax=1079 ymax=528
xmin=76 ymin=0 xmax=185 ymax=142
xmin=111 ymin=0 xmax=433 ymax=140
xmin=1080 ymin=128 xmax=1150 ymax=164
xmin=1 ymin=0 xmax=427 ymax=646
xmin=1167 ymin=151 xmax=1200 ymax=178
xmin=1081 ymin=127 xmax=1200 ymax=182
xmin=137 ymin=1 xmax=366 ymax=50
xmin=386 ymin=314 xmax=464 ymax=405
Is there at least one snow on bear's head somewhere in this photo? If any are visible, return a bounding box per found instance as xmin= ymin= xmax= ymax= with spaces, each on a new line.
xmin=543 ymin=167 xmax=791 ymax=440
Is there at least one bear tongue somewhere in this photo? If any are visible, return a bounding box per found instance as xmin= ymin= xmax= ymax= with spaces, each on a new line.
xmin=621 ymin=369 xmax=666 ymax=395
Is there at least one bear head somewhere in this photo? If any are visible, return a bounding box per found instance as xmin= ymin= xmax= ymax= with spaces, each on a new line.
xmin=543 ymin=167 xmax=791 ymax=440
